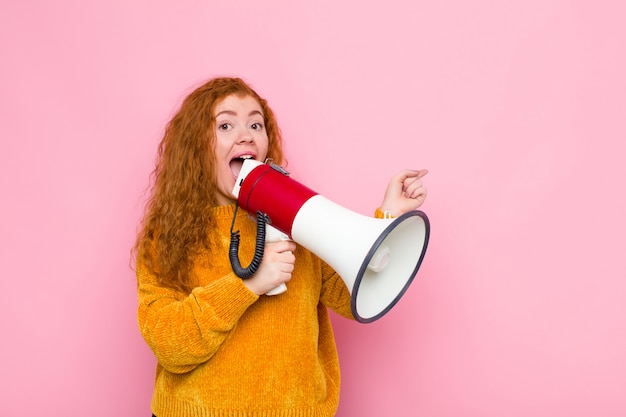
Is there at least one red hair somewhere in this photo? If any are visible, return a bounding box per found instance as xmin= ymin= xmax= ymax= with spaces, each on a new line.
xmin=133 ymin=77 xmax=285 ymax=293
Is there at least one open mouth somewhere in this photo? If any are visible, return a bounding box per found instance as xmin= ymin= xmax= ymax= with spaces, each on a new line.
xmin=229 ymin=154 xmax=255 ymax=179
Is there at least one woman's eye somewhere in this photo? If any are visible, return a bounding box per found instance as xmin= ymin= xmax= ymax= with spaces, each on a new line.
xmin=218 ymin=123 xmax=231 ymax=131
xmin=250 ymin=122 xmax=264 ymax=130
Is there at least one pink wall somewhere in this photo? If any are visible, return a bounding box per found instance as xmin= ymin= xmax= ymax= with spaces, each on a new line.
xmin=1 ymin=1 xmax=625 ymax=416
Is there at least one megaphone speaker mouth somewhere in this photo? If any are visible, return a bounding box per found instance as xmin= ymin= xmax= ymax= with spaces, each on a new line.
xmin=351 ymin=210 xmax=430 ymax=323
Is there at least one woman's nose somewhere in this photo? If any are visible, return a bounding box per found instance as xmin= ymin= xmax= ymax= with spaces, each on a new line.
xmin=236 ymin=128 xmax=254 ymax=143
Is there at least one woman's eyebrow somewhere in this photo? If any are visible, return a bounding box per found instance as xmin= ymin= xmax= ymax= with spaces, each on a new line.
xmin=215 ymin=110 xmax=263 ymax=118
xmin=215 ymin=110 xmax=236 ymax=118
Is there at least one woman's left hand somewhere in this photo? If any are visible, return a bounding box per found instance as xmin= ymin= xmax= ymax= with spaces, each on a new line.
xmin=379 ymin=169 xmax=428 ymax=217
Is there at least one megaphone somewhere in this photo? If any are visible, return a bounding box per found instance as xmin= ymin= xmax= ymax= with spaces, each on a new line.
xmin=230 ymin=159 xmax=430 ymax=323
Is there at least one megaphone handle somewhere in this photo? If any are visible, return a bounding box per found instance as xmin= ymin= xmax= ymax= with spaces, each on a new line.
xmin=264 ymin=225 xmax=290 ymax=296
xmin=265 ymin=283 xmax=287 ymax=296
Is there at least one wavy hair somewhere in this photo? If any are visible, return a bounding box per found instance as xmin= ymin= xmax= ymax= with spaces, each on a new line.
xmin=133 ymin=77 xmax=285 ymax=293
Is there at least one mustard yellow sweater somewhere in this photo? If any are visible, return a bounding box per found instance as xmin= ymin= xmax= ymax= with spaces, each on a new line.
xmin=137 ymin=204 xmax=362 ymax=417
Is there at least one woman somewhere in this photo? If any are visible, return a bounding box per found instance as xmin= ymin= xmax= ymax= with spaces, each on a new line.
xmin=134 ymin=77 xmax=428 ymax=417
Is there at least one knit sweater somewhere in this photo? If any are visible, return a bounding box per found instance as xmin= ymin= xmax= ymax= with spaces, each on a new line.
xmin=137 ymin=204 xmax=361 ymax=417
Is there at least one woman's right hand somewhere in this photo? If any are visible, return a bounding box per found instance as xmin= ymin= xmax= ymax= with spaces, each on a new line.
xmin=243 ymin=240 xmax=296 ymax=295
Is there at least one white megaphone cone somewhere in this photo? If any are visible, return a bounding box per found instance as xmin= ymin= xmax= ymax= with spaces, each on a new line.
xmin=231 ymin=159 xmax=430 ymax=323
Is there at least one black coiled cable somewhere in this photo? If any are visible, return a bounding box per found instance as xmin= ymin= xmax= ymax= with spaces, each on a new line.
xmin=229 ymin=205 xmax=268 ymax=279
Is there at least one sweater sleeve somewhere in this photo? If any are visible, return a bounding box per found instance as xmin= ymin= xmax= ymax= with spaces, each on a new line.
xmin=136 ymin=259 xmax=259 ymax=374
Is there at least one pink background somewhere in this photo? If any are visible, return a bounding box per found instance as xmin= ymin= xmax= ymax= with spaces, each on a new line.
xmin=1 ymin=1 xmax=625 ymax=416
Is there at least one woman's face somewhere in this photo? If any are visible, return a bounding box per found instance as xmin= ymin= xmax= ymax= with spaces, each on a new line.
xmin=212 ymin=94 xmax=269 ymax=206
